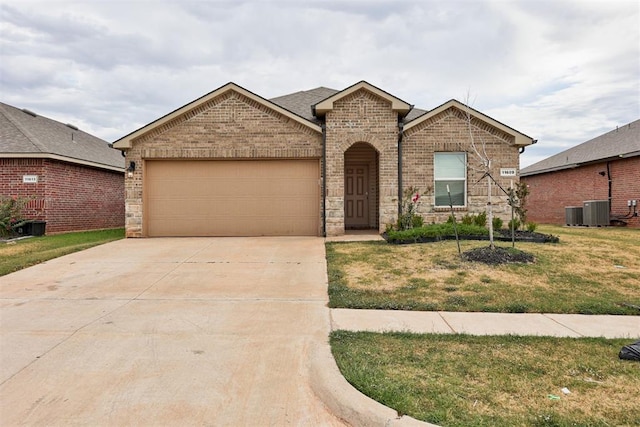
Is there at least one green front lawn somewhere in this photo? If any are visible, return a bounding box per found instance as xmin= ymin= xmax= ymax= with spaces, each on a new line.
xmin=331 ymin=331 xmax=640 ymax=427
xmin=326 ymin=225 xmax=640 ymax=315
xmin=0 ymin=228 xmax=124 ymax=276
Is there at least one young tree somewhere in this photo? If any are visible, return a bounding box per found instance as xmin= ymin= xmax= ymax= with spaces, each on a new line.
xmin=460 ymin=98 xmax=497 ymax=250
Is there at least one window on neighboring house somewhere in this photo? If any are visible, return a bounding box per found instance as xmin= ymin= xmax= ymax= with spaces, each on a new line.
xmin=434 ymin=152 xmax=467 ymax=207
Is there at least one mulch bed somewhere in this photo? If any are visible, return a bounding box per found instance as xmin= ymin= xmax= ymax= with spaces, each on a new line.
xmin=462 ymin=246 xmax=536 ymax=265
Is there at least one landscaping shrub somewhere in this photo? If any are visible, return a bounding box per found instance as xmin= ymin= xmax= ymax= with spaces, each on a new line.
xmin=461 ymin=214 xmax=474 ymax=225
xmin=526 ymin=222 xmax=537 ymax=232
xmin=386 ymin=223 xmax=489 ymax=243
xmin=492 ymin=217 xmax=503 ymax=230
xmin=473 ymin=211 xmax=487 ymax=227
xmin=508 ymin=218 xmax=521 ymax=231
xmin=397 ymin=186 xmax=428 ymax=231
xmin=0 ymin=196 xmax=30 ymax=238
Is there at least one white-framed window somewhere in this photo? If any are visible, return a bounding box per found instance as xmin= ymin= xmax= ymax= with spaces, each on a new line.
xmin=434 ymin=152 xmax=466 ymax=207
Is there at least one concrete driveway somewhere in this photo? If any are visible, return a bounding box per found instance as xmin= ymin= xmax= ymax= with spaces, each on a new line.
xmin=0 ymin=237 xmax=346 ymax=426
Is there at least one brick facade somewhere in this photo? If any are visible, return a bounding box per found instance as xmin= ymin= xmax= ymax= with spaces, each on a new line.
xmin=1 ymin=158 xmax=124 ymax=234
xmin=123 ymin=91 xmax=323 ymax=237
xmin=522 ymin=156 xmax=640 ymax=228
xmin=324 ymin=88 xmax=399 ymax=235
xmin=117 ymin=83 xmax=530 ymax=237
xmin=403 ymin=107 xmax=521 ymax=224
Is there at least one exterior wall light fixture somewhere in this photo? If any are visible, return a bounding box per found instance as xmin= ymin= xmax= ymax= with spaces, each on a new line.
xmin=127 ymin=161 xmax=136 ymax=178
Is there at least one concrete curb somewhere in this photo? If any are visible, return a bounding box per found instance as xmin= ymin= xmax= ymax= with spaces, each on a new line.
xmin=308 ymin=341 xmax=438 ymax=427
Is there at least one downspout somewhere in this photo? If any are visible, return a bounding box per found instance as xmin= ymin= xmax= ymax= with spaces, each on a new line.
xmin=606 ymin=161 xmax=612 ymax=216
xmin=321 ymin=123 xmax=327 ymax=237
xmin=397 ymin=121 xmax=404 ymax=217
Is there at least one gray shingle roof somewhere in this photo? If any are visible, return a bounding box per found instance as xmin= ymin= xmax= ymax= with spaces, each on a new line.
xmin=0 ymin=102 xmax=124 ymax=170
xmin=270 ymin=86 xmax=428 ymax=124
xmin=269 ymin=87 xmax=339 ymax=121
xmin=521 ymin=119 xmax=640 ymax=176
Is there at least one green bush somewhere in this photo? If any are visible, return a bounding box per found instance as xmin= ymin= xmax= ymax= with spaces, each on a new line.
xmin=386 ymin=223 xmax=489 ymax=243
xmin=508 ymin=218 xmax=521 ymax=231
xmin=461 ymin=214 xmax=474 ymax=225
xmin=492 ymin=217 xmax=503 ymax=230
xmin=411 ymin=214 xmax=424 ymax=229
xmin=474 ymin=211 xmax=488 ymax=227
xmin=526 ymin=222 xmax=537 ymax=232
xmin=0 ymin=196 xmax=30 ymax=237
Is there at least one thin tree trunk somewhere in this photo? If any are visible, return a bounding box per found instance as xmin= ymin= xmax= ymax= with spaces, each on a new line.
xmin=487 ymin=176 xmax=495 ymax=249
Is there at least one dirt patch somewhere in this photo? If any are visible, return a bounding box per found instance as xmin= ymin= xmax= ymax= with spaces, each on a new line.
xmin=463 ymin=246 xmax=535 ymax=265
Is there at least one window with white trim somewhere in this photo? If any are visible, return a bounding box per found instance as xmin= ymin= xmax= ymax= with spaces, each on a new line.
xmin=434 ymin=152 xmax=466 ymax=207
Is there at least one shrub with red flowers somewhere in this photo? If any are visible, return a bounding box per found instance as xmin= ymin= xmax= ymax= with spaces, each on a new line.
xmin=397 ymin=186 xmax=426 ymax=230
xmin=0 ymin=196 xmax=30 ymax=237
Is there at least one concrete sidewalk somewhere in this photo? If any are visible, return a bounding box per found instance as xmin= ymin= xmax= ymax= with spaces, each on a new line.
xmin=331 ymin=308 xmax=640 ymax=339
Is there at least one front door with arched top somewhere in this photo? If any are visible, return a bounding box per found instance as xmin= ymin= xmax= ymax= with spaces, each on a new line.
xmin=344 ymin=142 xmax=378 ymax=230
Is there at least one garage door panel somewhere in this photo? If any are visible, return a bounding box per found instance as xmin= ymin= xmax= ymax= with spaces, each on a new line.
xmin=145 ymin=160 xmax=319 ymax=236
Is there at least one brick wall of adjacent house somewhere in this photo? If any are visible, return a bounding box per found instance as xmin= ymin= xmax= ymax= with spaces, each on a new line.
xmin=522 ymin=156 xmax=640 ymax=228
xmin=123 ymin=90 xmax=323 ymax=237
xmin=403 ymin=107 xmax=521 ymax=224
xmin=1 ymin=158 xmax=124 ymax=234
xmin=324 ymin=88 xmax=399 ymax=235
xmin=0 ymin=158 xmax=46 ymax=220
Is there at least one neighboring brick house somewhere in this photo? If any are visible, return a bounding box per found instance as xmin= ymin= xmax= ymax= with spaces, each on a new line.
xmin=0 ymin=102 xmax=125 ymax=234
xmin=521 ymin=119 xmax=640 ymax=228
xmin=113 ymin=81 xmax=534 ymax=237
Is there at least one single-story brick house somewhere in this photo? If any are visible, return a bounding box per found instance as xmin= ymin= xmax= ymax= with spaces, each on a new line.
xmin=521 ymin=119 xmax=639 ymax=228
xmin=0 ymin=102 xmax=125 ymax=234
xmin=113 ymin=81 xmax=535 ymax=237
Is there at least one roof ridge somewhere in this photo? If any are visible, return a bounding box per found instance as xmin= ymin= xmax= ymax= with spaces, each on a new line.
xmin=0 ymin=103 xmax=47 ymax=153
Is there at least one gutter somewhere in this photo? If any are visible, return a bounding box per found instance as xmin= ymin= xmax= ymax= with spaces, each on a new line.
xmin=519 ymin=139 xmax=537 ymax=154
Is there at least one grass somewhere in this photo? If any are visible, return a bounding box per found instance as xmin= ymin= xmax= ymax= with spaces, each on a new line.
xmin=330 ymin=331 xmax=640 ymax=427
xmin=0 ymin=228 xmax=124 ymax=276
xmin=326 ymin=225 xmax=640 ymax=315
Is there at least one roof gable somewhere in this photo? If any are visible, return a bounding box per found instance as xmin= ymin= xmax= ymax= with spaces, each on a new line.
xmin=404 ymin=99 xmax=534 ymax=147
xmin=0 ymin=102 xmax=124 ymax=171
xmin=521 ymin=119 xmax=640 ymax=176
xmin=113 ymin=83 xmax=322 ymax=149
xmin=312 ymin=81 xmax=412 ymax=117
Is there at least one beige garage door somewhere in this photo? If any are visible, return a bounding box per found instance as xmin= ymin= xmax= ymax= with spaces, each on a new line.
xmin=145 ymin=160 xmax=320 ymax=236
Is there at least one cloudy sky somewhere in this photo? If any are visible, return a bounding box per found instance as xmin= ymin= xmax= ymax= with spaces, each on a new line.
xmin=1 ymin=0 xmax=638 ymax=167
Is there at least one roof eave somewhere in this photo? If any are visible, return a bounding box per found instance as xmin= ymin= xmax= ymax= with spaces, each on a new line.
xmin=521 ymin=150 xmax=640 ymax=177
xmin=113 ymin=82 xmax=322 ymax=149
xmin=312 ymin=81 xmax=412 ymax=117
xmin=404 ymin=99 xmax=535 ymax=146
xmin=0 ymin=152 xmax=125 ymax=172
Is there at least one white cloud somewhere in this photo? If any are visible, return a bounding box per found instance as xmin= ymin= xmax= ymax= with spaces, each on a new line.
xmin=1 ymin=0 xmax=638 ymax=167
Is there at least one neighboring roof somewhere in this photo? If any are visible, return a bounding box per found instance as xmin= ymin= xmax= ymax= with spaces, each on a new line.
xmin=0 ymin=102 xmax=124 ymax=172
xmin=521 ymin=119 xmax=640 ymax=176
xmin=312 ymin=81 xmax=412 ymax=117
xmin=270 ymin=87 xmax=339 ymax=122
xmin=404 ymin=99 xmax=535 ymax=147
xmin=113 ymin=82 xmax=322 ymax=149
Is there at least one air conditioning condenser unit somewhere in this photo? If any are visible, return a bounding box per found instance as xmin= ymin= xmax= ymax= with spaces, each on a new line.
xmin=583 ymin=200 xmax=609 ymax=226
xmin=565 ymin=206 xmax=583 ymax=226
